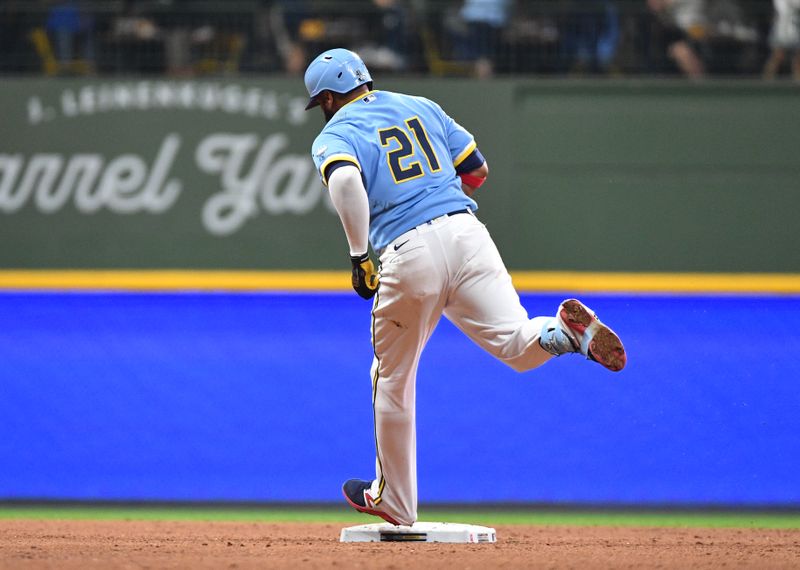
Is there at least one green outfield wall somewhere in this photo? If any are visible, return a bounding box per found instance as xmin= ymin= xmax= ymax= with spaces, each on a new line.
xmin=1 ymin=78 xmax=798 ymax=271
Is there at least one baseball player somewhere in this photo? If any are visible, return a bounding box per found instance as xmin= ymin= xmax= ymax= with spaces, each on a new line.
xmin=304 ymin=48 xmax=626 ymax=527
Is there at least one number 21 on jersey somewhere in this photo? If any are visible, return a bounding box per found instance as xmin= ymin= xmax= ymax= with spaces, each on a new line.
xmin=378 ymin=116 xmax=441 ymax=184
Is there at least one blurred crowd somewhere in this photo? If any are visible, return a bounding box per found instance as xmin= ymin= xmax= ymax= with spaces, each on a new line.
xmin=0 ymin=0 xmax=798 ymax=80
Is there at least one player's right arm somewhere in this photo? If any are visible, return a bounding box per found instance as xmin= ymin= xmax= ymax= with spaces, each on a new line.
xmin=431 ymin=99 xmax=489 ymax=196
xmin=457 ymin=156 xmax=488 ymax=197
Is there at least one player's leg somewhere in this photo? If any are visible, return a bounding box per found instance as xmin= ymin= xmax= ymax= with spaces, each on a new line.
xmin=343 ymin=228 xmax=446 ymax=526
xmin=370 ymin=237 xmax=448 ymax=525
xmin=441 ymin=214 xmax=625 ymax=371
xmin=440 ymin=215 xmax=552 ymax=371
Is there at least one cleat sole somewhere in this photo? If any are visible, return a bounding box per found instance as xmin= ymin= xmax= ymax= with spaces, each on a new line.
xmin=560 ymin=299 xmax=627 ymax=372
xmin=560 ymin=299 xmax=595 ymax=333
xmin=588 ymin=327 xmax=627 ymax=372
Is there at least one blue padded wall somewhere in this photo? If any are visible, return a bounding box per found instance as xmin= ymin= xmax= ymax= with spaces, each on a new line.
xmin=1 ymin=293 xmax=798 ymax=505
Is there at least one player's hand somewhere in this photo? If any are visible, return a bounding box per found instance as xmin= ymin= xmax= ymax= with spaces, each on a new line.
xmin=350 ymin=252 xmax=379 ymax=300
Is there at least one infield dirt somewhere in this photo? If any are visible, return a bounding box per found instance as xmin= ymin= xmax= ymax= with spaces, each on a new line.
xmin=1 ymin=519 xmax=799 ymax=569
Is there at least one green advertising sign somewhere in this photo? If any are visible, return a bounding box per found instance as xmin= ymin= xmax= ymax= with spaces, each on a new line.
xmin=2 ymin=78 xmax=799 ymax=272
xmin=1 ymin=78 xmax=345 ymax=269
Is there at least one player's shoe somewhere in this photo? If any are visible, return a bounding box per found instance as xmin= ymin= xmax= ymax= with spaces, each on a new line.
xmin=539 ymin=299 xmax=626 ymax=372
xmin=342 ymin=479 xmax=402 ymax=526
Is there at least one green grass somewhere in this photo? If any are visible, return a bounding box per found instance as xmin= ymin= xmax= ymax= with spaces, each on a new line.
xmin=1 ymin=506 xmax=799 ymax=529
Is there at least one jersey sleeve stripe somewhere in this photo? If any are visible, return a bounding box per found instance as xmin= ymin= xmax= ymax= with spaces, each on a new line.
xmin=320 ymin=154 xmax=361 ymax=186
xmin=453 ymin=140 xmax=478 ymax=167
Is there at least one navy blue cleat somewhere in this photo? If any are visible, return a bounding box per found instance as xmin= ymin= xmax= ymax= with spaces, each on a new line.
xmin=342 ymin=479 xmax=402 ymax=526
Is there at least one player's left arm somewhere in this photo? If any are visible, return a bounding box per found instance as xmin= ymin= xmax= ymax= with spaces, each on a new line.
xmin=327 ymin=163 xmax=379 ymax=300
xmin=310 ymin=131 xmax=379 ymax=299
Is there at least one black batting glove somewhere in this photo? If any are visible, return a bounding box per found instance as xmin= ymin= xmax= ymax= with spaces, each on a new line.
xmin=350 ymin=252 xmax=379 ymax=300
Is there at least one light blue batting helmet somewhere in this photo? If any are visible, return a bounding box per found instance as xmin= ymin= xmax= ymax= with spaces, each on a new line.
xmin=303 ymin=48 xmax=373 ymax=110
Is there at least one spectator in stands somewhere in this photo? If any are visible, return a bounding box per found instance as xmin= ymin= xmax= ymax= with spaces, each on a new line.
xmin=763 ymin=0 xmax=800 ymax=79
xmin=0 ymin=1 xmax=29 ymax=73
xmin=356 ymin=0 xmax=411 ymax=72
xmin=703 ymin=0 xmax=759 ymax=75
xmin=45 ymin=0 xmax=95 ymax=72
xmin=270 ymin=0 xmax=314 ymax=75
xmin=562 ymin=0 xmax=621 ymax=74
xmin=112 ymin=0 xmax=160 ymax=42
xmin=647 ymin=0 xmax=707 ymax=78
xmin=109 ymin=0 xmax=165 ymax=74
xmin=154 ymin=0 xmax=201 ymax=76
xmin=459 ymin=0 xmax=512 ymax=78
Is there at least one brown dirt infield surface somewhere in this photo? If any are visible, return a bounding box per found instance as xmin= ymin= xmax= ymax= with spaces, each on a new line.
xmin=2 ymin=520 xmax=799 ymax=569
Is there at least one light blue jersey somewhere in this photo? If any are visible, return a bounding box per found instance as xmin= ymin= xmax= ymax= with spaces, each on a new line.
xmin=311 ymin=90 xmax=479 ymax=251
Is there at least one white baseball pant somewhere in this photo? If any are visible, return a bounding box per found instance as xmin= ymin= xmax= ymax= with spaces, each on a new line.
xmin=366 ymin=211 xmax=553 ymax=526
